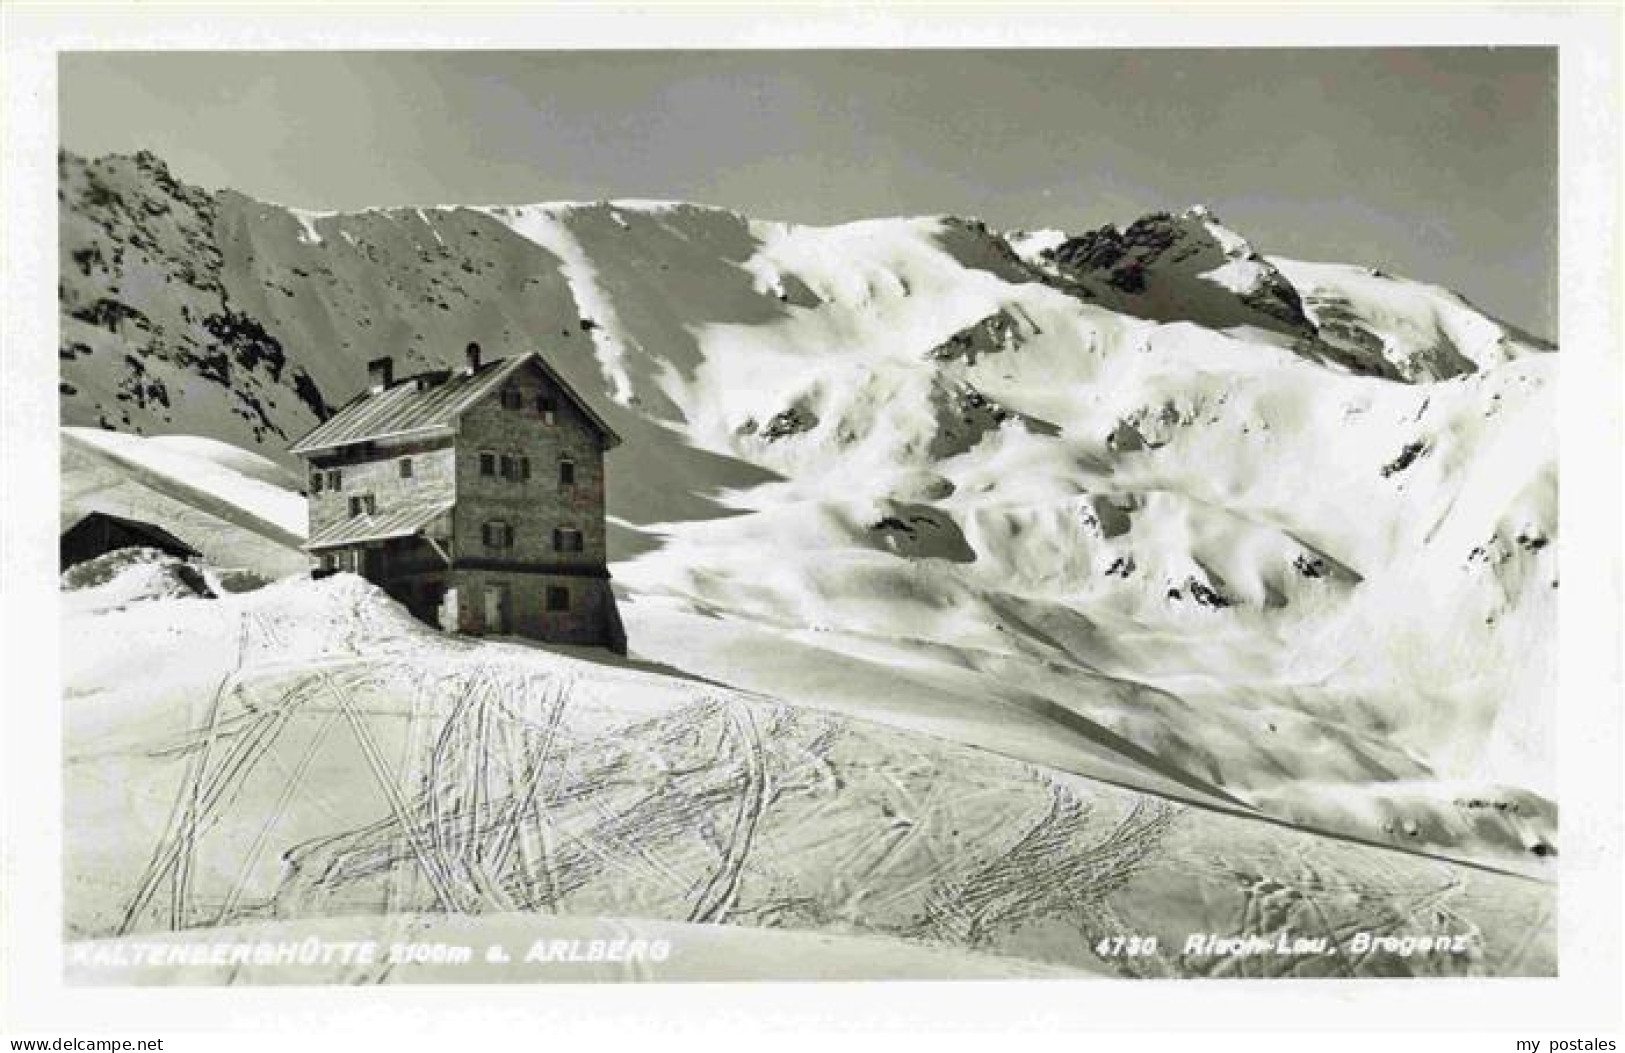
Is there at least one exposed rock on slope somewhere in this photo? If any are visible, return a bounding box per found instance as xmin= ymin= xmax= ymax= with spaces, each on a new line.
xmin=60 ymin=152 xmax=329 ymax=447
xmin=1035 ymin=205 xmax=1316 ymax=335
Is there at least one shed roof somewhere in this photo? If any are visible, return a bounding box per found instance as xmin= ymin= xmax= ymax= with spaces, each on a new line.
xmin=62 ymin=510 xmax=202 ymax=558
xmin=303 ymin=499 xmax=454 ymax=551
xmin=288 ymin=351 xmax=620 ymax=456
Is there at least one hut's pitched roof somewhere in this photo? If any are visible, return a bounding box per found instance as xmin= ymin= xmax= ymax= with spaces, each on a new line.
xmin=288 ymin=352 xmax=620 ymax=456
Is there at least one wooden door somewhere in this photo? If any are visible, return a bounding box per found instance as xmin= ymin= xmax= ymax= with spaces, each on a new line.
xmin=483 ymin=582 xmax=510 ymax=634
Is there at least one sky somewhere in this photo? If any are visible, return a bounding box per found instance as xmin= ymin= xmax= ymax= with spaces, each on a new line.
xmin=59 ymin=49 xmax=1557 ymax=338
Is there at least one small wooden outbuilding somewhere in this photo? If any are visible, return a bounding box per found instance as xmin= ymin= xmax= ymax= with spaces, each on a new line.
xmin=60 ymin=510 xmax=203 ymax=570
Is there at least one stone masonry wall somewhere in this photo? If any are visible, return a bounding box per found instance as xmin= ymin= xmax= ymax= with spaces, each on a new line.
xmin=452 ymin=360 xmax=608 ymax=568
xmin=306 ymin=437 xmax=456 ymax=541
xmin=446 ymin=568 xmax=613 ymax=644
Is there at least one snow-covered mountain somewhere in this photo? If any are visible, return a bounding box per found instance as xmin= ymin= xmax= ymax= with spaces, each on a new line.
xmin=58 ymin=149 xmax=1559 ymax=866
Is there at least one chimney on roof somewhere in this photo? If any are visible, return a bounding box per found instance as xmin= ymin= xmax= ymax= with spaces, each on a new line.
xmin=367 ymin=355 xmax=394 ymax=393
xmin=464 ymin=341 xmax=482 ymax=373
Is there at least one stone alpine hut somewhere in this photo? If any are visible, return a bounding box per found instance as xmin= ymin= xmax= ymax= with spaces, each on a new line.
xmin=288 ymin=342 xmax=625 ymax=653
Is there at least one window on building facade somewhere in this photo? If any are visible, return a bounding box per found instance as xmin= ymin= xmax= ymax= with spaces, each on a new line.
xmin=497 ymin=453 xmax=531 ymax=483
xmin=559 ymin=459 xmax=576 ymax=487
xmin=537 ymin=393 xmax=557 ymax=423
xmin=399 ymin=457 xmax=413 ymax=479
xmin=327 ymin=468 xmax=343 ymax=491
xmin=546 ymin=586 xmax=570 ymax=612
xmin=482 ymin=520 xmax=513 ymax=549
xmin=479 ymin=451 xmax=496 ymax=477
xmin=552 ymin=527 xmax=584 ymax=553
xmin=311 ymin=471 xmax=325 ymax=494
xmin=348 ymin=494 xmax=376 ymax=517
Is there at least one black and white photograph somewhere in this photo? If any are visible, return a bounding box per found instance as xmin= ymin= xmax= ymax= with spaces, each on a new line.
xmin=3 ymin=4 xmax=1620 ymax=1050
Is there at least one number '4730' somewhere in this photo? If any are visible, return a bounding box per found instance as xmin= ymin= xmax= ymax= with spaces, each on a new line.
xmin=1094 ymin=935 xmax=1158 ymax=958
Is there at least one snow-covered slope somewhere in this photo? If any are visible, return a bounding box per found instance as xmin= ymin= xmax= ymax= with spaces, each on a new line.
xmin=57 ymin=150 xmax=1559 ymax=867
xmin=65 ymin=427 xmax=305 ymax=537
xmin=61 ymin=427 xmax=307 ymax=578
xmin=62 ymin=573 xmax=1553 ymax=977
xmin=1271 ymin=256 xmax=1554 ymax=381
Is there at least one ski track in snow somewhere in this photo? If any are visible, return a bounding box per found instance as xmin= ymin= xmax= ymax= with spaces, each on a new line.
xmin=64 ymin=576 xmax=1554 ymax=979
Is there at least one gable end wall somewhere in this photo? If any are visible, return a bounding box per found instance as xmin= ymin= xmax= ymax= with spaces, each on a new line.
xmin=452 ymin=360 xmax=608 ymax=566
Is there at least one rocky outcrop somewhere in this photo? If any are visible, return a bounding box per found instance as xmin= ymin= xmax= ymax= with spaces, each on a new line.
xmin=1043 ymin=206 xmax=1316 ymax=335
xmin=59 ymin=151 xmax=329 ymax=445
